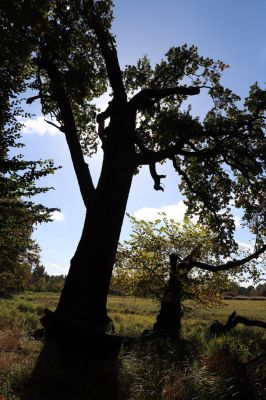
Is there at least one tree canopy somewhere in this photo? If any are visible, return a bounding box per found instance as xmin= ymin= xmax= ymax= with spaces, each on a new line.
xmin=2 ymin=1 xmax=264 ymax=245
xmin=1 ymin=1 xmax=265 ymax=242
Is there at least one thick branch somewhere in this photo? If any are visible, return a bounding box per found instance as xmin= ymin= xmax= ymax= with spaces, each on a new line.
xmin=81 ymin=1 xmax=126 ymax=102
xmin=35 ymin=55 xmax=95 ymax=209
xmin=96 ymin=104 xmax=111 ymax=124
xmin=137 ymin=142 xmax=184 ymax=165
xmin=136 ymin=118 xmax=260 ymax=166
xmin=149 ymin=163 xmax=166 ymax=191
xmin=26 ymin=94 xmax=42 ymax=104
xmin=129 ymin=86 xmax=200 ymax=110
xmin=179 ymin=244 xmax=266 ymax=272
xmin=136 ymin=139 xmax=224 ymax=166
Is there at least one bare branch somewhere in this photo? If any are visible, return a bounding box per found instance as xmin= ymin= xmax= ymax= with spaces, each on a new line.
xmin=144 ymin=263 xmax=168 ymax=287
xmin=210 ymin=311 xmax=266 ymax=335
xmin=179 ymin=244 xmax=266 ymax=272
xmin=149 ymin=163 xmax=166 ymax=191
xmin=26 ymin=95 xmax=41 ymax=104
xmin=136 ymin=139 xmax=221 ymax=166
xmin=44 ymin=119 xmax=63 ymax=132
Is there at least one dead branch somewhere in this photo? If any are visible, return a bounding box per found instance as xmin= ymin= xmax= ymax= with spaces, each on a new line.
xmin=149 ymin=163 xmax=166 ymax=191
xmin=210 ymin=310 xmax=266 ymax=335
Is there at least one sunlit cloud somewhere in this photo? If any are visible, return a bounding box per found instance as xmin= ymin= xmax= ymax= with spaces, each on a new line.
xmin=236 ymin=240 xmax=253 ymax=252
xmin=134 ymin=201 xmax=244 ymax=231
xmin=234 ymin=215 xmax=242 ymax=228
xmin=50 ymin=211 xmax=65 ymax=221
xmin=44 ymin=262 xmax=68 ymax=276
xmin=134 ymin=201 xmax=188 ymax=222
xmin=20 ymin=116 xmax=60 ymax=136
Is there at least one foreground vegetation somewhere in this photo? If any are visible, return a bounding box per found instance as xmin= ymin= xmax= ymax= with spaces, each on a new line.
xmin=0 ymin=292 xmax=265 ymax=399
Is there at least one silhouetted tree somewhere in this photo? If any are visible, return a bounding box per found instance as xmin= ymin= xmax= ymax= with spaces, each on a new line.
xmin=1 ymin=1 xmax=265 ymax=398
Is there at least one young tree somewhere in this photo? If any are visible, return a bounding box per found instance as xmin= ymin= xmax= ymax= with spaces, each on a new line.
xmin=114 ymin=215 xmax=231 ymax=304
xmin=1 ymin=0 xmax=265 ymax=342
xmin=114 ymin=215 xmax=265 ymax=339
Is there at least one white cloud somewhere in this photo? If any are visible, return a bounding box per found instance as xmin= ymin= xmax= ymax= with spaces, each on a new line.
xmin=51 ymin=211 xmax=65 ymax=221
xmin=134 ymin=201 xmax=188 ymax=222
xmin=20 ymin=116 xmax=60 ymax=136
xmin=134 ymin=202 xmax=244 ymax=230
xmin=44 ymin=262 xmax=68 ymax=276
xmin=234 ymin=215 xmax=242 ymax=228
xmin=236 ymin=240 xmax=253 ymax=252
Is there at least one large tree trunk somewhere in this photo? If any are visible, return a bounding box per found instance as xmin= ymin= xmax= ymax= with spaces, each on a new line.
xmin=25 ymin=124 xmax=136 ymax=399
xmin=43 ymin=119 xmax=136 ymax=336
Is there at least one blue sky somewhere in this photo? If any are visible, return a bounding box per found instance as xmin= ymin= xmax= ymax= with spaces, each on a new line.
xmin=19 ymin=0 xmax=266 ymax=275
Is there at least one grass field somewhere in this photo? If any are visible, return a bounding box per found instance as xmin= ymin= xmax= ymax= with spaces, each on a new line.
xmin=107 ymin=295 xmax=266 ymax=335
xmin=0 ymin=292 xmax=265 ymax=399
xmin=4 ymin=291 xmax=266 ymax=334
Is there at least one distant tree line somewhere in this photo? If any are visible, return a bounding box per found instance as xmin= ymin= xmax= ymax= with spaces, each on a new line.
xmin=29 ymin=263 xmax=65 ymax=293
xmin=224 ymin=282 xmax=266 ymax=297
xmin=110 ymin=277 xmax=266 ymax=298
xmin=0 ymin=238 xmax=65 ymax=297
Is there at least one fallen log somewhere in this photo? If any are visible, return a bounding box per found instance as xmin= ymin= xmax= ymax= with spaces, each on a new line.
xmin=210 ymin=311 xmax=266 ymax=335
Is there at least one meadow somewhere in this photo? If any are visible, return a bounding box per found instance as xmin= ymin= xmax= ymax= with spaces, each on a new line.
xmin=0 ymin=292 xmax=265 ymax=399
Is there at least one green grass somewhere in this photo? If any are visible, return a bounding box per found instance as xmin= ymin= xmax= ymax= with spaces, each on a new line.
xmin=108 ymin=295 xmax=266 ymax=336
xmin=0 ymin=292 xmax=265 ymax=399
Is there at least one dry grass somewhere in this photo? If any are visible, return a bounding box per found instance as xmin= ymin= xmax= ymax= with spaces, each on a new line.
xmin=0 ymin=292 xmax=265 ymax=399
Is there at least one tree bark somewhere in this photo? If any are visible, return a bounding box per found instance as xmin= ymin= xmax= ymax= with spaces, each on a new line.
xmin=153 ymin=254 xmax=182 ymax=340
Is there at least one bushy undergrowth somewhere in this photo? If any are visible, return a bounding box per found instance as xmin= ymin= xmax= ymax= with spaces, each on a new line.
xmin=0 ymin=293 xmax=265 ymax=399
xmin=119 ymin=329 xmax=266 ymax=400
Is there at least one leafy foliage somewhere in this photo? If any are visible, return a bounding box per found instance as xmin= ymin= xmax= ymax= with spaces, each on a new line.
xmin=0 ymin=1 xmax=61 ymax=297
xmin=124 ymin=46 xmax=265 ymax=248
xmin=114 ymin=215 xmax=232 ymax=308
